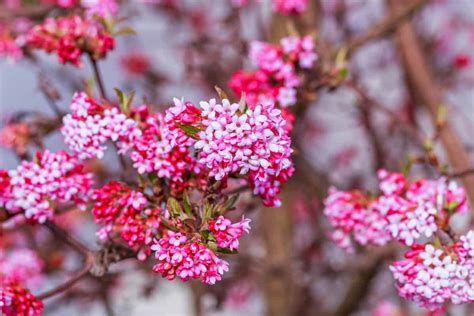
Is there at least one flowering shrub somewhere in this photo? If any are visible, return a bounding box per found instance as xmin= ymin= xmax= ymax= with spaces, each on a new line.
xmin=0 ymin=0 xmax=473 ymax=315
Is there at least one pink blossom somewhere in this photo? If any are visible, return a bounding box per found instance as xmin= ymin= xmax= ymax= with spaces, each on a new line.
xmin=26 ymin=15 xmax=115 ymax=66
xmin=390 ymin=240 xmax=474 ymax=309
xmin=208 ymin=216 xmax=251 ymax=250
xmin=62 ymin=92 xmax=142 ymax=159
xmin=272 ymin=0 xmax=308 ymax=15
xmin=1 ymin=150 xmax=93 ymax=223
xmin=81 ymin=0 xmax=119 ymax=18
xmin=193 ymin=99 xmax=293 ymax=206
xmin=0 ymin=283 xmax=43 ymax=316
xmin=151 ymin=231 xmax=229 ymax=284
xmin=323 ymin=188 xmax=392 ymax=252
xmin=0 ymin=249 xmax=43 ymax=288
xmin=91 ymin=181 xmax=161 ymax=258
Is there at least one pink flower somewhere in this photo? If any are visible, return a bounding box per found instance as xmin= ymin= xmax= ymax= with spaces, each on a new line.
xmin=208 ymin=216 xmax=251 ymax=250
xmin=1 ymin=150 xmax=93 ymax=223
xmin=26 ymin=15 xmax=115 ymax=66
xmin=390 ymin=240 xmax=474 ymax=309
xmin=230 ymin=35 xmax=316 ymax=109
xmin=91 ymin=181 xmax=161 ymax=258
xmin=81 ymin=0 xmax=119 ymax=18
xmin=62 ymin=92 xmax=142 ymax=160
xmin=0 ymin=249 xmax=43 ymax=288
xmin=272 ymin=0 xmax=308 ymax=15
xmin=0 ymin=283 xmax=43 ymax=316
xmin=193 ymin=99 xmax=293 ymax=206
xmin=151 ymin=231 xmax=229 ymax=284
xmin=323 ymin=188 xmax=392 ymax=252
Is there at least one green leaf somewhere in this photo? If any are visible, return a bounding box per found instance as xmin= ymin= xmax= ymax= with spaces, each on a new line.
xmin=207 ymin=241 xmax=218 ymax=251
xmin=214 ymin=86 xmax=228 ymax=100
xmin=182 ymin=190 xmax=193 ymax=218
xmin=168 ymin=197 xmax=182 ymax=216
xmin=217 ymin=247 xmax=238 ymax=254
xmin=222 ymin=194 xmax=239 ymax=211
xmin=115 ymin=26 xmax=136 ymax=36
xmin=175 ymin=122 xmax=200 ymax=139
xmin=114 ymin=88 xmax=126 ymax=107
xmin=147 ymin=172 xmax=158 ymax=184
xmin=239 ymin=93 xmax=247 ymax=112
xmin=114 ymin=88 xmax=135 ymax=113
xmin=336 ymin=67 xmax=349 ymax=81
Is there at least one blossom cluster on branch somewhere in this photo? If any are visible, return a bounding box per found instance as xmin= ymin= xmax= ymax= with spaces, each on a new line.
xmin=230 ymin=35 xmax=317 ymax=109
xmin=324 ymin=169 xmax=472 ymax=309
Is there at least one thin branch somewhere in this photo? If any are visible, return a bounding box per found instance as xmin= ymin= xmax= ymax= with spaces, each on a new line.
xmin=44 ymin=220 xmax=92 ymax=256
xmin=89 ymin=55 xmax=108 ymax=100
xmin=224 ymin=184 xmax=250 ymax=195
xmin=347 ymin=80 xmax=425 ymax=145
xmin=448 ymin=168 xmax=474 ymax=179
xmin=37 ymin=261 xmax=92 ymax=300
xmin=336 ymin=0 xmax=428 ymax=56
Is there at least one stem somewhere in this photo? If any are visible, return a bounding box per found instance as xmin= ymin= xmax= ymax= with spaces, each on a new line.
xmin=89 ymin=54 xmax=107 ymax=100
xmin=37 ymin=262 xmax=92 ymax=300
xmin=44 ymin=220 xmax=91 ymax=256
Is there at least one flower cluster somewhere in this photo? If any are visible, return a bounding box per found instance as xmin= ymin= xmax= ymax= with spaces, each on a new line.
xmin=0 ymin=248 xmax=44 ymax=316
xmin=151 ymin=231 xmax=229 ymax=285
xmin=0 ymin=284 xmax=43 ymax=316
xmin=81 ymin=0 xmax=119 ymax=18
xmin=390 ymin=238 xmax=474 ymax=309
xmin=0 ymin=150 xmax=93 ymax=223
xmin=62 ymin=94 xmax=293 ymax=205
xmin=194 ymin=99 xmax=294 ymax=207
xmin=0 ymin=249 xmax=44 ymax=287
xmin=208 ymin=216 xmax=251 ymax=250
xmin=0 ymin=23 xmax=22 ymax=62
xmin=324 ymin=170 xmax=467 ymax=250
xmin=229 ymin=35 xmax=317 ymax=108
xmin=26 ymin=15 xmax=115 ymax=66
xmin=379 ymin=170 xmax=467 ymax=246
xmin=0 ymin=122 xmax=30 ymax=155
xmin=323 ymin=188 xmax=391 ymax=252
xmin=91 ymin=181 xmax=161 ymax=259
xmin=62 ymin=92 xmax=141 ymax=160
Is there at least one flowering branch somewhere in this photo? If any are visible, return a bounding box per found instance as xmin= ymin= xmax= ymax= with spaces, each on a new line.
xmin=89 ymin=54 xmax=108 ymax=100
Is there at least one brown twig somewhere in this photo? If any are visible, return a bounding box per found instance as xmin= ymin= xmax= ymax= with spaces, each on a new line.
xmin=338 ymin=0 xmax=428 ymax=56
xmin=89 ymin=55 xmax=108 ymax=100
xmin=448 ymin=168 xmax=474 ymax=179
xmin=37 ymin=261 xmax=93 ymax=300
xmin=347 ymin=80 xmax=425 ymax=145
xmin=44 ymin=220 xmax=92 ymax=257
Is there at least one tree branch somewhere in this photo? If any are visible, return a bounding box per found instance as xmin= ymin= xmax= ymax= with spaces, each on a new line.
xmin=337 ymin=0 xmax=428 ymax=56
xmin=37 ymin=261 xmax=92 ymax=300
xmin=388 ymin=0 xmax=474 ymax=213
xmin=44 ymin=220 xmax=92 ymax=257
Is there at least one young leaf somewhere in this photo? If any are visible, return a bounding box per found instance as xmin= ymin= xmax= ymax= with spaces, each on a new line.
xmin=168 ymin=197 xmax=182 ymax=216
xmin=214 ymin=86 xmax=229 ymax=100
xmin=175 ymin=122 xmax=200 ymax=138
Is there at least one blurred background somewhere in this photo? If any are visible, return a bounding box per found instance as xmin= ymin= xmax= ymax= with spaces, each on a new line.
xmin=1 ymin=0 xmax=473 ymax=315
